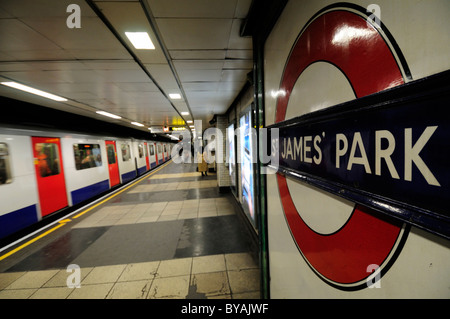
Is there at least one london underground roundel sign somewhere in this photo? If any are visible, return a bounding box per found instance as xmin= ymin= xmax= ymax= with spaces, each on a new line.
xmin=275 ymin=4 xmax=411 ymax=290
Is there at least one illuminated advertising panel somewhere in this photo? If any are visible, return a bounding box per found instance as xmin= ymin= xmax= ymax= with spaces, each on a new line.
xmin=240 ymin=109 xmax=255 ymax=225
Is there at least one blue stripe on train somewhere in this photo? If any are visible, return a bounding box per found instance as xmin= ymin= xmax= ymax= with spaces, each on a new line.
xmin=121 ymin=170 xmax=137 ymax=184
xmin=0 ymin=204 xmax=38 ymax=239
xmin=137 ymin=166 xmax=147 ymax=176
xmin=71 ymin=180 xmax=110 ymax=205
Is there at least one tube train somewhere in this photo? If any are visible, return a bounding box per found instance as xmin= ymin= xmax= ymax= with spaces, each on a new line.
xmin=0 ymin=127 xmax=173 ymax=240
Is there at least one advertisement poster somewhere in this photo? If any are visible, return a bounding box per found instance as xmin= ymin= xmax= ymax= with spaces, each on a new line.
xmin=240 ymin=110 xmax=255 ymax=224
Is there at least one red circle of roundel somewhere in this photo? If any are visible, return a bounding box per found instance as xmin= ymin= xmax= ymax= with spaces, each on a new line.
xmin=276 ymin=10 xmax=406 ymax=286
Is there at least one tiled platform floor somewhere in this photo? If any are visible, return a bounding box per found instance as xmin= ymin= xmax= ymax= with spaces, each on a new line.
xmin=0 ymin=253 xmax=259 ymax=299
xmin=0 ymin=161 xmax=260 ymax=299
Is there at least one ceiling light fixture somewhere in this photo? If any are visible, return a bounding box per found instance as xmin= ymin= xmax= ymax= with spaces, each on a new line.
xmin=125 ymin=32 xmax=155 ymax=50
xmin=1 ymin=81 xmax=67 ymax=102
xmin=131 ymin=122 xmax=145 ymax=127
xmin=186 ymin=120 xmax=193 ymax=123
xmin=181 ymin=111 xmax=189 ymax=115
xmin=169 ymin=93 xmax=181 ymax=99
xmin=96 ymin=110 xmax=122 ymax=119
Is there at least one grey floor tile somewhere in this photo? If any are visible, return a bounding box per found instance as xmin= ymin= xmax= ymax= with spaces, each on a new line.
xmin=0 ymin=288 xmax=36 ymax=299
xmin=81 ymin=264 xmax=126 ymax=285
xmin=5 ymin=269 xmax=58 ymax=289
xmin=72 ymin=221 xmax=184 ymax=266
xmin=232 ymin=291 xmax=261 ymax=299
xmin=189 ymin=271 xmax=230 ymax=299
xmin=228 ymin=269 xmax=260 ymax=295
xmin=225 ymin=253 xmax=258 ymax=271
xmin=0 ymin=272 xmax=26 ymax=290
xmin=147 ymin=275 xmax=190 ymax=299
xmin=118 ymin=261 xmax=160 ymax=282
xmin=67 ymin=283 xmax=114 ymax=299
xmin=192 ymin=255 xmax=226 ymax=274
xmin=107 ymin=280 xmax=153 ymax=299
xmin=44 ymin=267 xmax=93 ymax=288
xmin=157 ymin=258 xmax=192 ymax=278
xmin=30 ymin=286 xmax=73 ymax=299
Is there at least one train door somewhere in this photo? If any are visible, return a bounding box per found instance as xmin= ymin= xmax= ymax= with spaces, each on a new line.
xmin=154 ymin=142 xmax=159 ymax=165
xmin=159 ymin=143 xmax=165 ymax=162
xmin=106 ymin=140 xmax=120 ymax=187
xmin=144 ymin=142 xmax=150 ymax=170
xmin=32 ymin=137 xmax=68 ymax=217
xmin=163 ymin=144 xmax=168 ymax=160
xmin=148 ymin=142 xmax=156 ymax=168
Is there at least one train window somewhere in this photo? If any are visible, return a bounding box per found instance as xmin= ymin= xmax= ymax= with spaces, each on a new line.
xmin=157 ymin=144 xmax=162 ymax=153
xmin=164 ymin=144 xmax=167 ymax=152
xmin=36 ymin=143 xmax=61 ymax=177
xmin=73 ymin=144 xmax=102 ymax=170
xmin=149 ymin=144 xmax=155 ymax=156
xmin=106 ymin=144 xmax=116 ymax=164
xmin=121 ymin=143 xmax=131 ymax=162
xmin=138 ymin=144 xmax=144 ymax=158
xmin=0 ymin=143 xmax=12 ymax=185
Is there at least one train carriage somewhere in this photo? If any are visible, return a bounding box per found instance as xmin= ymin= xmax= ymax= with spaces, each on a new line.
xmin=0 ymin=131 xmax=39 ymax=239
xmin=63 ymin=135 xmax=110 ymax=206
xmin=0 ymin=127 xmax=174 ymax=242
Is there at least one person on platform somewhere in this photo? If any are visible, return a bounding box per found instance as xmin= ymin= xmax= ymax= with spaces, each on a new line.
xmin=197 ymin=150 xmax=208 ymax=176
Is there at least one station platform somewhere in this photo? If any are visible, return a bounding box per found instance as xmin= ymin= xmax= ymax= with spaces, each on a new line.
xmin=0 ymin=160 xmax=260 ymax=299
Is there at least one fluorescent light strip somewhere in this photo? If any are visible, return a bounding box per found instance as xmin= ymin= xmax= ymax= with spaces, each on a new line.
xmin=96 ymin=111 xmax=122 ymax=119
xmin=169 ymin=93 xmax=181 ymax=99
xmin=131 ymin=122 xmax=145 ymax=127
xmin=1 ymin=81 xmax=67 ymax=102
xmin=181 ymin=111 xmax=189 ymax=115
xmin=125 ymin=32 xmax=155 ymax=50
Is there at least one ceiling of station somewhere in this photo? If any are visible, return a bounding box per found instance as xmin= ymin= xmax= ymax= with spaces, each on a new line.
xmin=0 ymin=0 xmax=253 ymax=133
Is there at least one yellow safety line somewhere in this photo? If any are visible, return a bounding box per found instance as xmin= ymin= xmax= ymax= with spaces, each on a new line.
xmin=0 ymin=160 xmax=172 ymax=262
